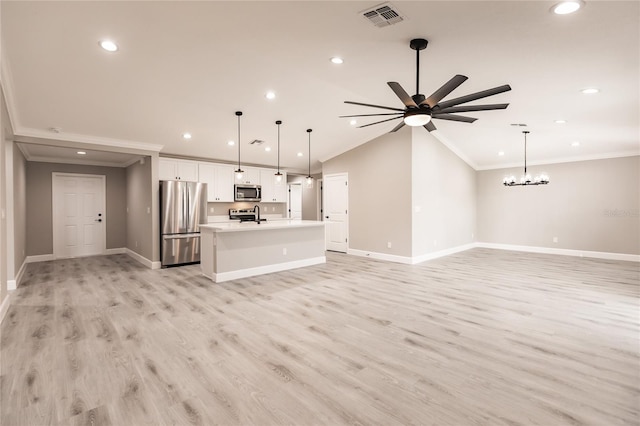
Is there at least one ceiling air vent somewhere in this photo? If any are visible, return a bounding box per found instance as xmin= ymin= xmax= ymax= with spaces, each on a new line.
xmin=249 ymin=139 xmax=265 ymax=145
xmin=361 ymin=3 xmax=405 ymax=28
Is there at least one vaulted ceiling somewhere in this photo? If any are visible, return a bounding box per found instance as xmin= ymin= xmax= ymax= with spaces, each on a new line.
xmin=2 ymin=1 xmax=638 ymax=172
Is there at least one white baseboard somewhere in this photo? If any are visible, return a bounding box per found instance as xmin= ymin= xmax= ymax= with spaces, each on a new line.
xmin=211 ymin=256 xmax=326 ymax=283
xmin=0 ymin=292 xmax=12 ymax=325
xmin=7 ymin=258 xmax=28 ymax=290
xmin=126 ymin=249 xmax=162 ymax=269
xmin=25 ymin=254 xmax=54 ymax=263
xmin=105 ymin=247 xmax=127 ymax=255
xmin=349 ymin=243 xmax=477 ymax=265
xmin=476 ymin=242 xmax=640 ymax=262
xmin=411 ymin=243 xmax=478 ymax=264
xmin=347 ymin=248 xmax=413 ymax=264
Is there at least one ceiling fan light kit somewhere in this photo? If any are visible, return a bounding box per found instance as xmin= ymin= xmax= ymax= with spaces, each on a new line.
xmin=341 ymin=38 xmax=511 ymax=134
xmin=503 ymin=131 xmax=550 ymax=186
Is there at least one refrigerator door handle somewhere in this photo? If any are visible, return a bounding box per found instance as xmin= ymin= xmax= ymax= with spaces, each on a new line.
xmin=163 ymin=233 xmax=201 ymax=240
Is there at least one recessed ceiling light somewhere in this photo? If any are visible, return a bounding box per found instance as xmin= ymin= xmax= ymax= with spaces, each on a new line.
xmin=581 ymin=88 xmax=599 ymax=94
xmin=77 ymin=151 xmax=87 ymax=155
xmin=554 ymin=119 xmax=567 ymax=124
xmin=330 ymin=57 xmax=344 ymax=64
xmin=297 ymin=152 xmax=303 ymax=157
xmin=227 ymin=140 xmax=235 ymax=146
xmin=265 ymin=91 xmax=276 ymax=100
xmin=349 ymin=119 xmax=357 ymax=126
xmin=265 ymin=147 xmax=271 ymax=152
xmin=551 ymin=1 xmax=583 ymax=15
xmin=571 ymin=141 xmax=580 ymax=147
xmin=182 ymin=133 xmax=192 ymax=140
xmin=99 ymin=40 xmax=118 ymax=52
xmin=498 ymin=151 xmax=505 ymax=156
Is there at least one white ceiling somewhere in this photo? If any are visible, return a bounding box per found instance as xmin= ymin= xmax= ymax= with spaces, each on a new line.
xmin=2 ymin=1 xmax=639 ymax=172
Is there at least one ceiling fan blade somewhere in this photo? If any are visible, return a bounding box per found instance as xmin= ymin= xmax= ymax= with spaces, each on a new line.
xmin=344 ymin=101 xmax=405 ymax=112
xmin=436 ymin=84 xmax=512 ymax=109
xmin=424 ymin=121 xmax=437 ymax=132
xmin=390 ymin=121 xmax=406 ymax=132
xmin=357 ymin=116 xmax=403 ymax=128
xmin=423 ymin=74 xmax=468 ymax=107
xmin=435 ymin=103 xmax=509 ymax=114
xmin=388 ymin=82 xmax=418 ymax=108
xmin=339 ymin=113 xmax=404 ymax=118
xmin=432 ymin=113 xmax=477 ymax=123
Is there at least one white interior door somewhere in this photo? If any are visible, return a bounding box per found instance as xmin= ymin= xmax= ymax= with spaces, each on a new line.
xmin=53 ymin=173 xmax=106 ymax=258
xmin=323 ymin=173 xmax=348 ymax=252
xmin=288 ymin=184 xmax=302 ymax=219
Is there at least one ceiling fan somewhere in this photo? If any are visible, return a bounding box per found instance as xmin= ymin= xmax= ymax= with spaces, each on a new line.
xmin=340 ymin=38 xmax=511 ymax=133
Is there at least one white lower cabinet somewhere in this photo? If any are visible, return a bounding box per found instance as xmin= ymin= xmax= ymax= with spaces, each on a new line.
xmin=260 ymin=169 xmax=287 ymax=202
xmin=199 ymin=163 xmax=234 ymax=202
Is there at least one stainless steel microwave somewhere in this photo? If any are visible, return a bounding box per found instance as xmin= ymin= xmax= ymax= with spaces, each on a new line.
xmin=235 ymin=184 xmax=261 ymax=202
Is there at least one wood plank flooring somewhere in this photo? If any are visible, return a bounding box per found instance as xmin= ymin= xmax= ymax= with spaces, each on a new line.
xmin=1 ymin=249 xmax=638 ymax=425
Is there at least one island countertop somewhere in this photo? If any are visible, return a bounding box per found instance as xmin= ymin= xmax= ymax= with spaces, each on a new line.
xmin=200 ymin=220 xmax=324 ymax=233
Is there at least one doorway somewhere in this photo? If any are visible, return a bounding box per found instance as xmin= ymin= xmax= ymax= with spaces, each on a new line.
xmin=288 ymin=183 xmax=302 ymax=219
xmin=52 ymin=173 xmax=106 ymax=258
xmin=323 ymin=173 xmax=348 ymax=252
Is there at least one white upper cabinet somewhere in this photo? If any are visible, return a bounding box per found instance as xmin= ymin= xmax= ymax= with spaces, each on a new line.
xmin=199 ymin=163 xmax=234 ymax=202
xmin=235 ymin=166 xmax=260 ymax=185
xmin=159 ymin=158 xmax=199 ymax=181
xmin=260 ymin=169 xmax=287 ymax=202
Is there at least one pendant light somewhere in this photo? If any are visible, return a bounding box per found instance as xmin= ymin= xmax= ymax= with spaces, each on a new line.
xmin=305 ymin=129 xmax=313 ymax=186
xmin=503 ymin=131 xmax=550 ymax=186
xmin=234 ymin=111 xmax=244 ymax=181
xmin=275 ymin=120 xmax=283 ymax=182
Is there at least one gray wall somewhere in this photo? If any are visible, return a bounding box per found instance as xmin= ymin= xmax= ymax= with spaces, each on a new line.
xmin=412 ymin=128 xmax=476 ymax=255
xmin=26 ymin=162 xmax=127 ymax=256
xmin=477 ymin=156 xmax=640 ymax=255
xmin=126 ymin=157 xmax=154 ymax=261
xmin=323 ymin=130 xmax=413 ymax=256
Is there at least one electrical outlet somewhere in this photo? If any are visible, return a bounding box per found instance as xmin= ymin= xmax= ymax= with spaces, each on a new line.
xmin=283 ymin=248 xmax=287 ymax=255
xmin=126 ymin=207 xmax=129 ymax=213
xmin=387 ymin=242 xmax=392 ymax=249
xmin=135 ymin=240 xmax=138 ymax=248
xmin=146 ymin=206 xmax=151 ymax=214
xmin=272 ymin=207 xmax=275 ymax=212
xmin=210 ymin=207 xmax=215 ymax=213
xmin=433 ymin=240 xmax=437 ymax=246
xmin=471 ymin=232 xmax=474 ymax=239
xmin=553 ymin=237 xmax=558 ymax=243
xmin=415 ymin=206 xmax=421 ymax=213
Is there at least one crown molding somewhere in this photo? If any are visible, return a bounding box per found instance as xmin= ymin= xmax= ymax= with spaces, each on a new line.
xmin=14 ymin=127 xmax=163 ymax=154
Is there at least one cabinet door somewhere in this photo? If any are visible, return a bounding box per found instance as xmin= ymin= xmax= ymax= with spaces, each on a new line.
xmin=178 ymin=161 xmax=198 ymax=181
xmin=259 ymin=169 xmax=276 ymax=202
xmin=236 ymin=167 xmax=260 ymax=185
xmin=159 ymin=159 xmax=178 ymax=180
xmin=214 ymin=164 xmax=235 ymax=202
xmin=198 ymin=163 xmax=216 ymax=201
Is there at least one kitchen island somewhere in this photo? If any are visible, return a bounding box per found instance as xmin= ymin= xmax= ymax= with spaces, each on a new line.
xmin=200 ymin=220 xmax=326 ymax=283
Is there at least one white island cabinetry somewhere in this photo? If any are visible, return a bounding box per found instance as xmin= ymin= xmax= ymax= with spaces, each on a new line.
xmin=200 ymin=220 xmax=325 ymax=283
xmin=199 ymin=163 xmax=234 ymax=202
xmin=260 ymin=169 xmax=287 ymax=202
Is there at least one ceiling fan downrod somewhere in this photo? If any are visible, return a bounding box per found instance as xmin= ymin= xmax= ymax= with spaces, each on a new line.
xmin=410 ymin=38 xmax=428 ymax=99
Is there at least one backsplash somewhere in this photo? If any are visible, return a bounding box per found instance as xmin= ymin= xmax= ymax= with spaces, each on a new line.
xmin=206 ymin=201 xmax=286 ymax=217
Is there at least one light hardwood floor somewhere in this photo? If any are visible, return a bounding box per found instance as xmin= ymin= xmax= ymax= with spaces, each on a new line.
xmin=1 ymin=249 xmax=638 ymax=425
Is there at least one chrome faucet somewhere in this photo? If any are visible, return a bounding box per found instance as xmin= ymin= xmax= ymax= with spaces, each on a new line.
xmin=253 ymin=205 xmax=261 ymax=223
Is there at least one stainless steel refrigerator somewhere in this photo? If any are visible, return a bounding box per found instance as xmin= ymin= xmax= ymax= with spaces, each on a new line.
xmin=160 ymin=180 xmax=207 ymax=267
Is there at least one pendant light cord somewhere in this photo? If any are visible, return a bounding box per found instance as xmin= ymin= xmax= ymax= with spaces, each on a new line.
xmin=307 ymin=129 xmax=312 ymax=178
xmin=277 ymin=121 xmax=281 ymax=173
xmin=523 ymin=130 xmax=529 ymax=174
xmin=237 ymin=115 xmax=241 ymax=169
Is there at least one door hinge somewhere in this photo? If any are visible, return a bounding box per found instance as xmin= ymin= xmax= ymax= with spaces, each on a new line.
xmin=345 ymin=238 xmax=348 ymax=243
xmin=345 ymin=182 xmax=347 ymax=186
xmin=345 ymin=210 xmax=347 ymax=214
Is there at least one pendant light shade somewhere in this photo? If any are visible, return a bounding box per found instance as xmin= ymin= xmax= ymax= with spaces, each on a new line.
xmin=503 ymin=131 xmax=550 ymax=186
xmin=275 ymin=120 xmax=283 ymax=183
xmin=234 ymin=111 xmax=244 ymax=181
xmin=306 ymin=129 xmax=313 ymax=186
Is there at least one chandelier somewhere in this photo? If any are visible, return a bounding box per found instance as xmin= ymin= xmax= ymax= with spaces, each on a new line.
xmin=503 ymin=131 xmax=550 ymax=186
